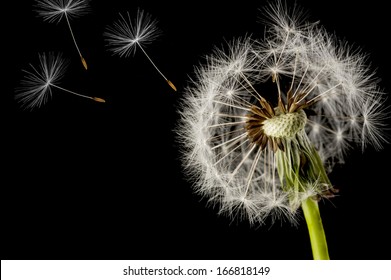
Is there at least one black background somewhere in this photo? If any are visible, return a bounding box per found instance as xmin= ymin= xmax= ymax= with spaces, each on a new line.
xmin=3 ymin=0 xmax=391 ymax=260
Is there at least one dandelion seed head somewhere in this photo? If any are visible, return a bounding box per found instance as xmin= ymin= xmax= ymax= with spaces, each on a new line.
xmin=177 ymin=1 xmax=389 ymax=225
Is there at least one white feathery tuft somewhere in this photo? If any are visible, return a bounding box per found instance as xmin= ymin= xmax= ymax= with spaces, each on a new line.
xmin=15 ymin=52 xmax=68 ymax=110
xmin=34 ymin=0 xmax=91 ymax=23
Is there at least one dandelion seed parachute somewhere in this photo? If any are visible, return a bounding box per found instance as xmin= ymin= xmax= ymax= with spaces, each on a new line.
xmin=34 ymin=0 xmax=91 ymax=70
xmin=176 ymin=2 xmax=389 ymax=225
xmin=15 ymin=52 xmax=105 ymax=110
xmin=103 ymin=8 xmax=177 ymax=92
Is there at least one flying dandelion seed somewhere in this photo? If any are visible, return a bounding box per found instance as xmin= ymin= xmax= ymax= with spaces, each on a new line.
xmin=15 ymin=52 xmax=105 ymax=110
xmin=34 ymin=0 xmax=90 ymax=70
xmin=176 ymin=1 xmax=389 ymax=259
xmin=103 ymin=8 xmax=177 ymax=92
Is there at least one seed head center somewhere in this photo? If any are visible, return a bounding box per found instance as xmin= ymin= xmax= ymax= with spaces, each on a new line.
xmin=263 ymin=109 xmax=307 ymax=139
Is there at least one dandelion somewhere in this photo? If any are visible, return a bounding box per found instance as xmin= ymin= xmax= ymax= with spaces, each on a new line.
xmin=177 ymin=1 xmax=389 ymax=259
xmin=104 ymin=8 xmax=177 ymax=92
xmin=15 ymin=52 xmax=105 ymax=110
xmin=34 ymin=0 xmax=90 ymax=70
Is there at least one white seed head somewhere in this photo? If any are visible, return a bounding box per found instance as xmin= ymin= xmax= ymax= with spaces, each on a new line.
xmin=177 ymin=1 xmax=389 ymax=225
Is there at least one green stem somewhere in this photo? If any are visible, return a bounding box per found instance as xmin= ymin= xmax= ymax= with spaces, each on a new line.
xmin=301 ymin=198 xmax=329 ymax=260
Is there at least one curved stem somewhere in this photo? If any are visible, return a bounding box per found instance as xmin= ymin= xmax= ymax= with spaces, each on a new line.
xmin=301 ymin=198 xmax=330 ymax=260
xmin=51 ymin=84 xmax=105 ymax=103
xmin=137 ymin=44 xmax=177 ymax=91
xmin=65 ymin=14 xmax=87 ymax=70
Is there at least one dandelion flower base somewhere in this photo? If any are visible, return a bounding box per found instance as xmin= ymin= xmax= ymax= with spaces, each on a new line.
xmin=263 ymin=109 xmax=307 ymax=139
